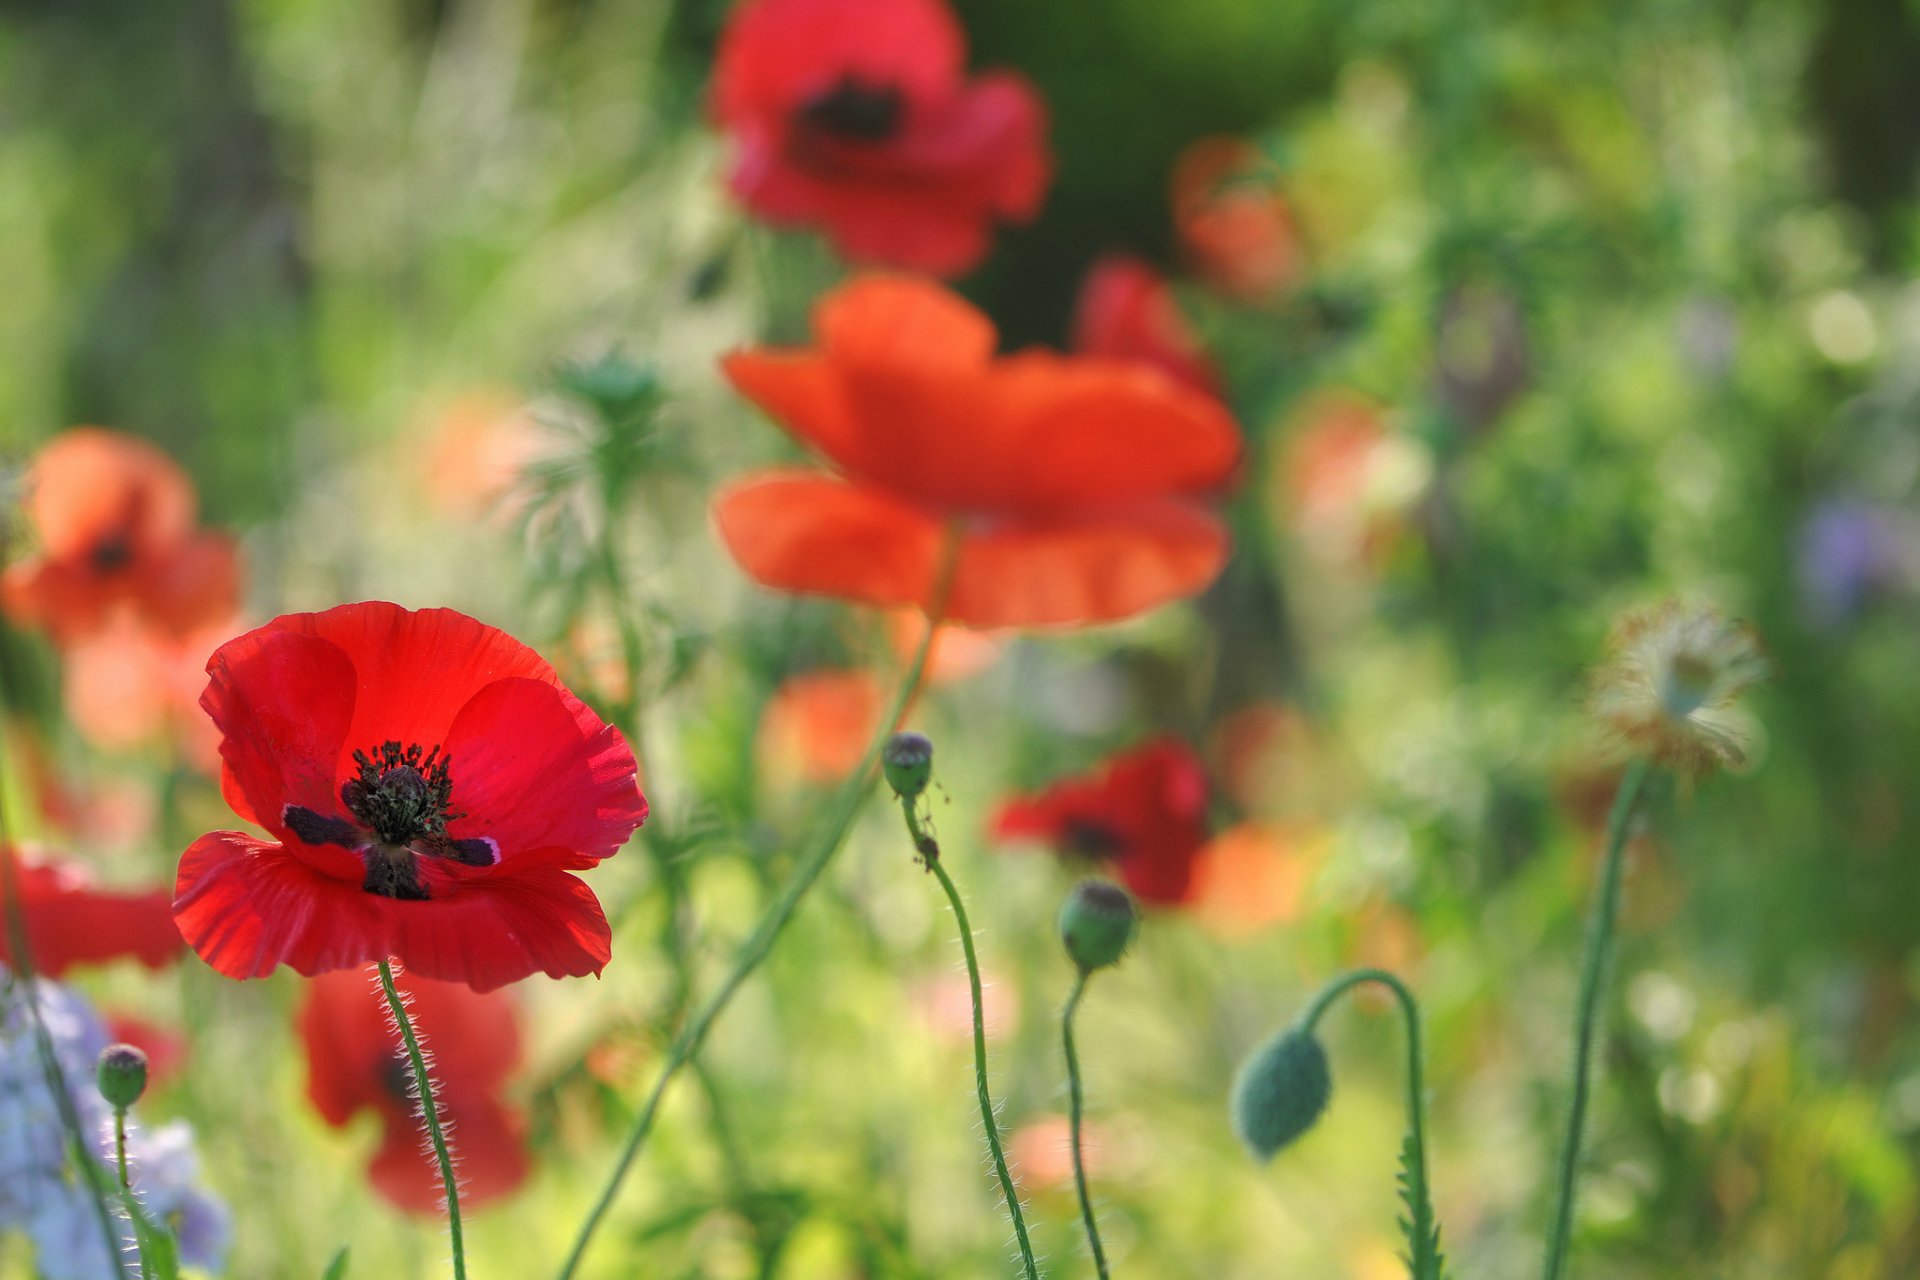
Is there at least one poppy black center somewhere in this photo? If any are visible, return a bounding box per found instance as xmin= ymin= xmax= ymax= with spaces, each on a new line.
xmin=89 ymin=535 xmax=133 ymax=574
xmin=343 ymin=741 xmax=459 ymax=846
xmin=282 ymin=740 xmax=499 ymax=902
xmin=1061 ymin=817 xmax=1125 ymax=863
xmin=796 ymin=76 xmax=905 ymax=142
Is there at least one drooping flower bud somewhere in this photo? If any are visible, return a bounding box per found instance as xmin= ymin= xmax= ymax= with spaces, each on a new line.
xmin=883 ymin=731 xmax=934 ymax=801
xmin=96 ymin=1042 xmax=150 ymax=1110
xmin=1058 ymin=879 xmax=1138 ymax=973
xmin=1230 ymin=1025 xmax=1331 ymax=1161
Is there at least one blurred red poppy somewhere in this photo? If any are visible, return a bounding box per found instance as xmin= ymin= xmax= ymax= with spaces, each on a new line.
xmin=990 ymin=738 xmax=1211 ymax=905
xmin=0 ymin=848 xmax=182 ymax=977
xmin=174 ymin=602 xmax=647 ymax=992
xmin=1071 ymin=254 xmax=1223 ymax=399
xmin=2 ymin=428 xmax=240 ymax=645
xmin=711 ymin=0 xmax=1051 ymax=275
xmin=1171 ymin=137 xmax=1303 ymax=303
xmin=64 ymin=612 xmax=239 ymax=770
xmin=299 ymin=965 xmax=529 ymax=1214
xmin=715 ymin=276 xmax=1241 ymax=629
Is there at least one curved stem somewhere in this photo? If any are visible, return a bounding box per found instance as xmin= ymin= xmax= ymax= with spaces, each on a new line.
xmin=1304 ymin=968 xmax=1431 ymax=1198
xmin=556 ymin=533 xmax=960 ymax=1280
xmin=1541 ymin=759 xmax=1652 ymax=1280
xmin=376 ymin=959 xmax=466 ymax=1280
xmin=1061 ymin=971 xmax=1109 ymax=1279
xmin=922 ymin=850 xmax=1041 ymax=1280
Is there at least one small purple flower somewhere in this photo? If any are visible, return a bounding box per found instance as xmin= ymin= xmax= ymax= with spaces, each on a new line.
xmin=1797 ymin=500 xmax=1902 ymax=627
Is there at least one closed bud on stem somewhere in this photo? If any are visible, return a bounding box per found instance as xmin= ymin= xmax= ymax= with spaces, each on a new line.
xmin=883 ymin=731 xmax=934 ymax=801
xmin=1230 ymin=1025 xmax=1332 ymax=1161
xmin=1058 ymin=879 xmax=1138 ymax=972
xmin=96 ymin=1043 xmax=150 ymax=1110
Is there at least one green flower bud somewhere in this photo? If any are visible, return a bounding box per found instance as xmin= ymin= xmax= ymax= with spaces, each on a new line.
xmin=1230 ymin=1025 xmax=1331 ymax=1161
xmin=883 ymin=731 xmax=934 ymax=801
xmin=1058 ymin=879 xmax=1138 ymax=972
xmin=96 ymin=1043 xmax=149 ymax=1111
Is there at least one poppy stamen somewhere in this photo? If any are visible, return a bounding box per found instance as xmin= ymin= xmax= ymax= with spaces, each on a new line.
xmin=796 ymin=76 xmax=905 ymax=142
xmin=343 ymin=741 xmax=463 ymax=846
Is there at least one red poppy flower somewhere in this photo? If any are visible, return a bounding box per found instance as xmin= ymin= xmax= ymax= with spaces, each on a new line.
xmin=1071 ymin=254 xmax=1223 ymax=400
xmin=1171 ymin=137 xmax=1303 ymax=303
xmin=711 ymin=0 xmax=1051 ymax=275
xmin=990 ymin=738 xmax=1211 ymax=906
xmin=174 ymin=602 xmax=647 ymax=992
xmin=299 ymin=966 xmax=529 ymax=1213
xmin=0 ymin=848 xmax=182 ymax=977
xmin=714 ymin=276 xmax=1241 ymax=629
xmin=758 ymin=668 xmax=884 ymax=787
xmin=2 ymin=428 xmax=240 ymax=645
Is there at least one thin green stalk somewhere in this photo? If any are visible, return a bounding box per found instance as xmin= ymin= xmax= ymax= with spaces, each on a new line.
xmin=376 ymin=959 xmax=466 ymax=1280
xmin=0 ymin=782 xmax=124 ymax=1271
xmin=1061 ymin=971 xmax=1109 ymax=1279
xmin=1542 ymin=759 xmax=1652 ymax=1280
xmin=556 ymin=534 xmax=959 ymax=1280
xmin=922 ymin=850 xmax=1040 ymax=1280
xmin=1304 ymin=967 xmax=1443 ymax=1280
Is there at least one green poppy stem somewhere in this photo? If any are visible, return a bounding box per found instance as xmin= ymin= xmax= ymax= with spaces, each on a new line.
xmin=900 ymin=792 xmax=1040 ymax=1280
xmin=556 ymin=532 xmax=960 ymax=1280
xmin=1541 ymin=758 xmax=1652 ymax=1280
xmin=1061 ymin=970 xmax=1110 ymax=1279
xmin=376 ymin=959 xmax=467 ymax=1280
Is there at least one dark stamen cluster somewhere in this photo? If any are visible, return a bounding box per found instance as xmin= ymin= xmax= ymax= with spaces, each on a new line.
xmin=342 ymin=741 xmax=463 ymax=847
xmin=797 ymin=76 xmax=905 ymax=142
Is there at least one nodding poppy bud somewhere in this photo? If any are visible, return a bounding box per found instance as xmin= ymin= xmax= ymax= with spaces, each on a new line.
xmin=883 ymin=731 xmax=934 ymax=801
xmin=96 ymin=1043 xmax=150 ymax=1110
xmin=1230 ymin=1025 xmax=1331 ymax=1161
xmin=1058 ymin=879 xmax=1137 ymax=973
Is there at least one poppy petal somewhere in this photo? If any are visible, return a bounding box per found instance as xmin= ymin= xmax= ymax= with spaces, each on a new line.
xmin=204 ymin=628 xmax=358 ymax=834
xmin=256 ymin=603 xmax=564 ymax=774
xmin=25 ymin=428 xmax=197 ymax=563
xmin=712 ymin=0 xmax=962 ymax=125
xmin=713 ymin=470 xmax=946 ymax=611
xmin=175 ymin=833 xmax=612 ymax=992
xmin=443 ymin=677 xmax=646 ymax=865
xmin=945 ymin=503 xmax=1230 ymax=629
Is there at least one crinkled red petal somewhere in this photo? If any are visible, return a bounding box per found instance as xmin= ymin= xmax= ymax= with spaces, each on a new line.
xmin=443 ymin=676 xmax=646 ymax=866
xmin=175 ymin=832 xmax=611 ymax=992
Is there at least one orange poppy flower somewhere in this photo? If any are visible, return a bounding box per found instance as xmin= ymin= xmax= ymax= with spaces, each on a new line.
xmin=714 ymin=276 xmax=1242 ymax=628
xmin=757 ymin=668 xmax=885 ymax=786
xmin=2 ymin=428 xmax=239 ymax=645
xmin=1171 ymin=137 xmax=1303 ymax=303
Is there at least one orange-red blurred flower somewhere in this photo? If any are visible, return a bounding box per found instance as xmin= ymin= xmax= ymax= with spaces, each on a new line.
xmin=2 ymin=428 xmax=240 ymax=645
xmin=298 ymin=966 xmax=530 ymax=1214
xmin=1187 ymin=822 xmax=1324 ymax=935
xmin=991 ymin=738 xmax=1210 ymax=906
xmin=1071 ymin=254 xmax=1223 ymax=399
xmin=0 ymin=847 xmax=181 ymax=977
xmin=712 ymin=0 xmax=1051 ymax=275
xmin=1171 ymin=137 xmax=1303 ymax=302
xmin=419 ymin=391 xmax=545 ymax=519
xmin=1008 ymin=1113 xmax=1107 ymax=1189
xmin=886 ymin=610 xmax=1004 ymax=682
xmin=758 ymin=668 xmax=884 ymax=786
xmin=1277 ymin=393 xmax=1426 ymax=565
xmin=716 ymin=276 xmax=1242 ymax=629
xmin=64 ymin=613 xmax=238 ymax=769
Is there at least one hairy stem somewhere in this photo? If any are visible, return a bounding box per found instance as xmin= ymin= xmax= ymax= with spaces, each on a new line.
xmin=1061 ymin=970 xmax=1109 ymax=1278
xmin=376 ymin=959 xmax=466 ymax=1280
xmin=556 ymin=534 xmax=959 ymax=1280
xmin=1542 ymin=759 xmax=1652 ymax=1280
xmin=919 ymin=841 xmax=1040 ymax=1280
